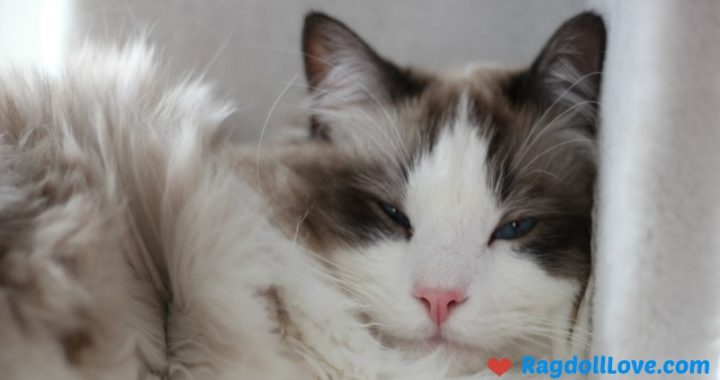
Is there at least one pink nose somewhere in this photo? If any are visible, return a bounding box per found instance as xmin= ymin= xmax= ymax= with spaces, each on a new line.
xmin=413 ymin=287 xmax=467 ymax=325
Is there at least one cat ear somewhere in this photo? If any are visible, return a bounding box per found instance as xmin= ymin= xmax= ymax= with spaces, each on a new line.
xmin=302 ymin=12 xmax=424 ymax=106
xmin=513 ymin=12 xmax=606 ymax=129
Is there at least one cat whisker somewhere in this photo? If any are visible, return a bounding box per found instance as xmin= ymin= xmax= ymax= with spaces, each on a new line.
xmin=519 ymin=71 xmax=601 ymax=157
xmin=515 ymin=98 xmax=598 ymax=167
xmin=254 ymin=74 xmax=297 ymax=202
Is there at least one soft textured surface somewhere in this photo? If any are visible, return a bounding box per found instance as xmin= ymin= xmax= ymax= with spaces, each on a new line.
xmin=590 ymin=1 xmax=720 ymax=378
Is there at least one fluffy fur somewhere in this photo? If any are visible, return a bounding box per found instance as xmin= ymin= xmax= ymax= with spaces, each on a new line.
xmin=0 ymin=11 xmax=605 ymax=380
xmin=0 ymin=42 xmax=442 ymax=380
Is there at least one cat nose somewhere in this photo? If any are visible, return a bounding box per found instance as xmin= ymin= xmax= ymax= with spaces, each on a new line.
xmin=413 ymin=287 xmax=467 ymax=325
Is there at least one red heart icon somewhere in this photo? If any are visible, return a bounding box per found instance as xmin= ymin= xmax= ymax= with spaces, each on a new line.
xmin=487 ymin=357 xmax=512 ymax=376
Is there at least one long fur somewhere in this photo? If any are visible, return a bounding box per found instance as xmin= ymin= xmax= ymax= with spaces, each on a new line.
xmin=0 ymin=42 xmax=467 ymax=380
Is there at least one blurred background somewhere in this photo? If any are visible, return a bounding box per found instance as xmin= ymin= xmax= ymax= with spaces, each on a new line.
xmin=0 ymin=0 xmax=586 ymax=141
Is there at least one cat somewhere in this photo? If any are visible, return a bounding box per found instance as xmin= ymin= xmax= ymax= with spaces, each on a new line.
xmin=0 ymin=10 xmax=605 ymax=380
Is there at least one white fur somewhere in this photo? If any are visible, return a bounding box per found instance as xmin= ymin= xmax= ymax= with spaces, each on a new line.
xmin=0 ymin=42 xmax=462 ymax=380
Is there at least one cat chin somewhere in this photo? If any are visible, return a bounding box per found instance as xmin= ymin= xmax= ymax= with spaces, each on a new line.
xmin=389 ymin=337 xmax=489 ymax=375
xmin=377 ymin=318 xmax=512 ymax=353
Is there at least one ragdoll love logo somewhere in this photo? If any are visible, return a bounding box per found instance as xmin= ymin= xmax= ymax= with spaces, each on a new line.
xmin=488 ymin=357 xmax=512 ymax=376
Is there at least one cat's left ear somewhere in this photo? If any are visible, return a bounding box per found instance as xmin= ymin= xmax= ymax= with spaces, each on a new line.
xmin=512 ymin=12 xmax=606 ymax=130
xmin=302 ymin=12 xmax=425 ymax=107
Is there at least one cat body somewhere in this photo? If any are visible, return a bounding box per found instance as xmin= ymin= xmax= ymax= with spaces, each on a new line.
xmin=0 ymin=11 xmax=605 ymax=380
xmin=0 ymin=42 xmax=433 ymax=380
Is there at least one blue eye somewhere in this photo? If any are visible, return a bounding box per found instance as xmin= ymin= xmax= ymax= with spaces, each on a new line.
xmin=378 ymin=202 xmax=412 ymax=229
xmin=494 ymin=218 xmax=537 ymax=241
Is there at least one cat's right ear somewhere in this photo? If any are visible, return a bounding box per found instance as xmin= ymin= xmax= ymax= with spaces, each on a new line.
xmin=302 ymin=13 xmax=425 ymax=122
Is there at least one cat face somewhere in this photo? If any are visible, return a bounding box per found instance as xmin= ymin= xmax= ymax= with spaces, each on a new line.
xmin=288 ymin=12 xmax=604 ymax=370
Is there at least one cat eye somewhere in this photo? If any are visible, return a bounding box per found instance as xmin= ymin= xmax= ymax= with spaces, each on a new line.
xmin=378 ymin=202 xmax=412 ymax=230
xmin=493 ymin=217 xmax=537 ymax=241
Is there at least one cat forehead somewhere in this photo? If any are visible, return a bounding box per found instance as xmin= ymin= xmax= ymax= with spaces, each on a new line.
xmin=398 ymin=67 xmax=517 ymax=152
xmin=312 ymin=66 xmax=518 ymax=168
xmin=405 ymin=94 xmax=501 ymax=235
xmin=407 ymin=91 xmax=492 ymax=187
xmin=409 ymin=66 xmax=514 ymax=120
xmin=394 ymin=70 xmax=516 ymax=193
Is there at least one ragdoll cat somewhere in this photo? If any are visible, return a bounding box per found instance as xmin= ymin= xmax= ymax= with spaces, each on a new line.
xmin=0 ymin=10 xmax=604 ymax=380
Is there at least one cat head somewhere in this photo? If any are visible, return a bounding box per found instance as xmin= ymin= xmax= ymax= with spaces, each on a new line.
xmin=288 ymin=11 xmax=604 ymax=370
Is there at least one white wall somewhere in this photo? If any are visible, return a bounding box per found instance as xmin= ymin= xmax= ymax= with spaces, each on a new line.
xmin=590 ymin=1 xmax=720 ymax=377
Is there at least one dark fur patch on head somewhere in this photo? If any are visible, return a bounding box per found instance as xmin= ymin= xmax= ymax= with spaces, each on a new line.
xmin=414 ymin=83 xmax=463 ymax=152
xmin=481 ymin=12 xmax=605 ymax=280
xmin=274 ymin=151 xmax=410 ymax=251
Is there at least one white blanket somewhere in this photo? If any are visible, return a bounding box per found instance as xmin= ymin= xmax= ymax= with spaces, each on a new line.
xmin=589 ymin=1 xmax=720 ymax=378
